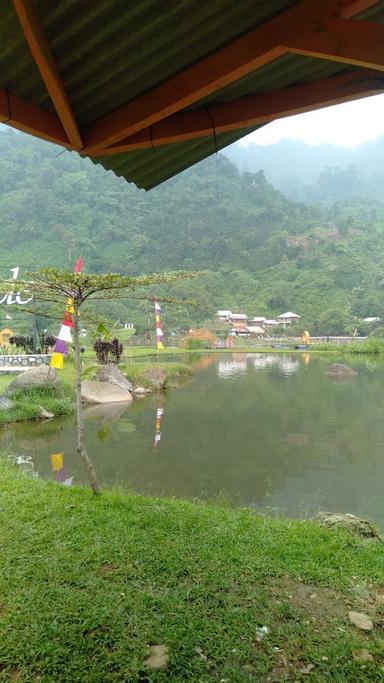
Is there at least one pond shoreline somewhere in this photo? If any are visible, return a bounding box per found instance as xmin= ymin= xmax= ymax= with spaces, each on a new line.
xmin=1 ymin=461 xmax=383 ymax=681
xmin=0 ymin=361 xmax=193 ymax=426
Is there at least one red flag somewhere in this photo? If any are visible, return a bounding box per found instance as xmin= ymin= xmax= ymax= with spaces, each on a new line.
xmin=74 ymin=257 xmax=83 ymax=273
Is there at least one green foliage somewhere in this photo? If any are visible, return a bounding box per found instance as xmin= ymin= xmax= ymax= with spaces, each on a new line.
xmin=185 ymin=337 xmax=204 ymax=350
xmin=1 ymin=129 xmax=384 ymax=335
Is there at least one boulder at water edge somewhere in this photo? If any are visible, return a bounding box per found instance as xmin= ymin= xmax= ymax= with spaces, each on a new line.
xmin=95 ymin=364 xmax=133 ymax=391
xmin=317 ymin=512 xmax=381 ymax=541
xmin=6 ymin=365 xmax=61 ymax=396
xmin=81 ymin=380 xmax=133 ymax=404
xmin=141 ymin=367 xmax=166 ymax=389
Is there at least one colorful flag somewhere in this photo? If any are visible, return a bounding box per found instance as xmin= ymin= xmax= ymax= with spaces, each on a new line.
xmin=154 ymin=301 xmax=164 ymax=351
xmin=50 ymin=257 xmax=82 ymax=370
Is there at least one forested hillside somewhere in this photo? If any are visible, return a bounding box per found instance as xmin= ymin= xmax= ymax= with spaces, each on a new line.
xmin=1 ymin=127 xmax=384 ymax=335
xmin=225 ymin=137 xmax=384 ymax=205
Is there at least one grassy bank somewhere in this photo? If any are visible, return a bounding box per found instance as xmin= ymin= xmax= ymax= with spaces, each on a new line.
xmin=122 ymin=361 xmax=193 ymax=388
xmin=311 ymin=339 xmax=384 ymax=355
xmin=0 ymin=386 xmax=73 ymax=424
xmin=0 ymin=360 xmax=193 ymax=426
xmin=1 ymin=462 xmax=383 ymax=682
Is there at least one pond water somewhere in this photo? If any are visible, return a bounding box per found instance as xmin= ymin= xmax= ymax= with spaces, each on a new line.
xmin=2 ymin=353 xmax=384 ymax=524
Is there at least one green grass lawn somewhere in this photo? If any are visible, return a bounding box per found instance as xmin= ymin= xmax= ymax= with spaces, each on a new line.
xmin=0 ymin=462 xmax=383 ymax=682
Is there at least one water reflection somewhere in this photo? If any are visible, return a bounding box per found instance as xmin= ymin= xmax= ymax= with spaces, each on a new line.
xmin=50 ymin=452 xmax=73 ymax=487
xmin=217 ymin=359 xmax=247 ymax=378
xmin=153 ymin=400 xmax=165 ymax=448
xmin=218 ymin=353 xmax=300 ymax=378
xmin=2 ymin=353 xmax=383 ymax=524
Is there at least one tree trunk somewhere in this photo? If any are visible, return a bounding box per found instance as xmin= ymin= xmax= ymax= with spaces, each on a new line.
xmin=73 ymin=306 xmax=101 ymax=495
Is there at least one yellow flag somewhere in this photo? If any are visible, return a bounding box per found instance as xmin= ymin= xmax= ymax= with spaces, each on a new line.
xmin=50 ymin=352 xmax=64 ymax=369
xmin=50 ymin=453 xmax=64 ymax=472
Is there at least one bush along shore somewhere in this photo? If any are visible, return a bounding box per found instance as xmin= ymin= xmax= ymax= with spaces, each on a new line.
xmin=0 ymin=461 xmax=384 ymax=682
xmin=0 ymin=360 xmax=193 ymax=426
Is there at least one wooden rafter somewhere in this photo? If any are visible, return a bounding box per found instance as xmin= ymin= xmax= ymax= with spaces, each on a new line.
xmin=285 ymin=18 xmax=384 ymax=71
xmin=82 ymin=0 xmax=381 ymax=155
xmin=13 ymin=0 xmax=82 ymax=150
xmin=90 ymin=70 xmax=384 ymax=156
xmin=339 ymin=0 xmax=382 ymax=18
xmin=0 ymin=89 xmax=68 ymax=145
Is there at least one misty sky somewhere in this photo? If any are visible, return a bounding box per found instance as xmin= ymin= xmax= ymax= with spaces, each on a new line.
xmin=241 ymin=93 xmax=384 ymax=148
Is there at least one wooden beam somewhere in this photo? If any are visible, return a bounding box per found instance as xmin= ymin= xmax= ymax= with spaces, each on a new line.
xmin=83 ymin=0 xmax=360 ymax=155
xmin=338 ymin=0 xmax=382 ymax=19
xmin=13 ymin=0 xmax=82 ymax=149
xmin=0 ymin=89 xmax=69 ymax=145
xmin=285 ymin=18 xmax=384 ymax=71
xmin=91 ymin=69 xmax=384 ymax=156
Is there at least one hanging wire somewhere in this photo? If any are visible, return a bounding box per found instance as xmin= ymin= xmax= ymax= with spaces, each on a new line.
xmin=205 ymin=105 xmax=218 ymax=155
xmin=55 ymin=147 xmax=70 ymax=158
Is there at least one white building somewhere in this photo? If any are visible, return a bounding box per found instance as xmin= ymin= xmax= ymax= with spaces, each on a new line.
xmin=246 ymin=325 xmax=266 ymax=336
xmin=363 ymin=317 xmax=380 ymax=323
xmin=278 ymin=311 xmax=301 ymax=325
xmin=247 ymin=316 xmax=267 ymax=325
xmin=216 ymin=310 xmax=232 ymax=321
xmin=230 ymin=313 xmax=248 ymax=323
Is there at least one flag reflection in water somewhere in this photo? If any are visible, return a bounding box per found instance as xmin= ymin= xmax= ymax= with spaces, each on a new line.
xmin=50 ymin=453 xmax=73 ymax=487
xmin=153 ymin=405 xmax=164 ymax=448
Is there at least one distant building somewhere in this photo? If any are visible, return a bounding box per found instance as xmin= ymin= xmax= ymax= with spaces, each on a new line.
xmin=230 ymin=313 xmax=248 ymax=328
xmin=278 ymin=312 xmax=301 ymax=325
xmin=246 ymin=325 xmax=265 ymax=336
xmin=286 ymin=235 xmax=309 ymax=249
xmin=363 ymin=317 xmax=380 ymax=323
xmin=216 ymin=310 xmax=232 ymax=321
xmin=230 ymin=326 xmax=250 ymax=338
xmin=247 ymin=316 xmax=266 ymax=325
xmin=264 ymin=319 xmax=279 ymax=327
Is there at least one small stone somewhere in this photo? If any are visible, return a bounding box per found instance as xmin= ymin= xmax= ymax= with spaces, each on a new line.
xmin=194 ymin=646 xmax=207 ymax=661
xmin=144 ymin=644 xmax=169 ymax=671
xmin=133 ymin=386 xmax=151 ymax=395
xmin=299 ymin=663 xmax=315 ymax=674
xmin=348 ymin=611 xmax=374 ymax=631
xmin=353 ymin=649 xmax=374 ymax=663
xmin=38 ymin=406 xmax=54 ymax=419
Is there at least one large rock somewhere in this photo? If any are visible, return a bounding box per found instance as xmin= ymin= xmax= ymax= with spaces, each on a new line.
xmin=95 ymin=364 xmax=133 ymax=391
xmin=6 ymin=365 xmax=61 ymax=396
xmin=317 ymin=512 xmax=382 ymax=541
xmin=326 ymin=363 xmax=358 ymax=376
xmin=141 ymin=367 xmax=166 ymax=389
xmin=81 ymin=380 xmax=133 ymax=404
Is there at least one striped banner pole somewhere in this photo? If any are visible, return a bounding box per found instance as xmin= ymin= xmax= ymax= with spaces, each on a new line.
xmin=50 ymin=257 xmax=82 ymax=369
xmin=154 ymin=300 xmax=164 ymax=351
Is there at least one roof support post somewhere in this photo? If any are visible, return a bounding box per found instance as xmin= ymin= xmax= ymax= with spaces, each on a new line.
xmin=13 ymin=0 xmax=82 ymax=149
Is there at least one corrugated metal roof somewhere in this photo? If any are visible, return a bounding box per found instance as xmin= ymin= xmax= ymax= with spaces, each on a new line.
xmin=1 ymin=0 xmax=384 ymax=189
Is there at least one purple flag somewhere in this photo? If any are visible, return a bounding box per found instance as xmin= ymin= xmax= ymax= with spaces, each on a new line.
xmin=54 ymin=338 xmax=68 ymax=355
